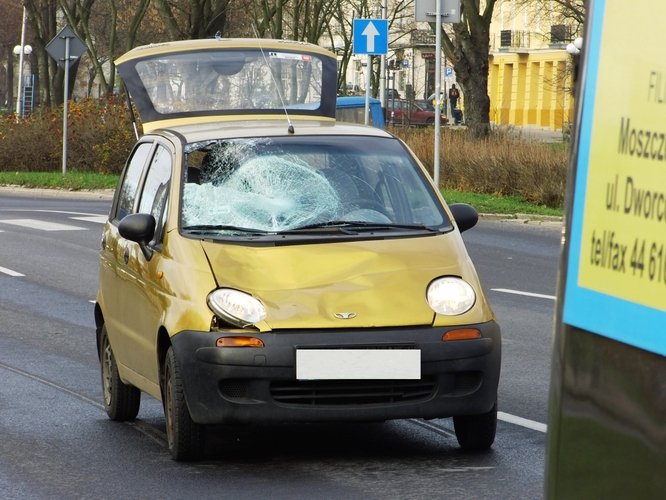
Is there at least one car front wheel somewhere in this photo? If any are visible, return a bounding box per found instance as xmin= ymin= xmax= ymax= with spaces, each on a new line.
xmin=453 ymin=402 xmax=497 ymax=451
xmin=163 ymin=347 xmax=204 ymax=461
xmin=100 ymin=325 xmax=140 ymax=421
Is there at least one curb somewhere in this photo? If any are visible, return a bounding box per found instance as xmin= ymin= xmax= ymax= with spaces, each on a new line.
xmin=479 ymin=212 xmax=563 ymax=225
xmin=0 ymin=186 xmax=114 ymax=200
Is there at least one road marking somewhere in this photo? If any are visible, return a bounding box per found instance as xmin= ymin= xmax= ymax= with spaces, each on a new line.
xmin=498 ymin=412 xmax=548 ymax=433
xmin=70 ymin=215 xmax=108 ymax=224
xmin=127 ymin=421 xmax=167 ymax=446
xmin=492 ymin=288 xmax=556 ymax=301
xmin=0 ymin=218 xmax=85 ymax=231
xmin=412 ymin=410 xmax=547 ymax=436
xmin=0 ymin=209 xmax=103 ymax=216
xmin=0 ymin=266 xmax=25 ymax=277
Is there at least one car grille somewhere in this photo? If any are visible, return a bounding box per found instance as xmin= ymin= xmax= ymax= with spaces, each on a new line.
xmin=270 ymin=378 xmax=436 ymax=407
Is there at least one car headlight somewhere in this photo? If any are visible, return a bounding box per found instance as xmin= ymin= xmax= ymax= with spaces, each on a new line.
xmin=207 ymin=288 xmax=267 ymax=327
xmin=426 ymin=277 xmax=476 ymax=316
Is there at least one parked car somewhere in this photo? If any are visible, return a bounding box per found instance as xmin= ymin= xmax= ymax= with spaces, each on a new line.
xmin=342 ymin=83 xmax=362 ymax=95
xmin=387 ymin=99 xmax=447 ymax=127
xmin=386 ymin=88 xmax=401 ymax=99
xmin=414 ymin=99 xmax=435 ymax=111
xmin=96 ymin=38 xmax=500 ymax=461
xmin=336 ymin=96 xmax=384 ymax=129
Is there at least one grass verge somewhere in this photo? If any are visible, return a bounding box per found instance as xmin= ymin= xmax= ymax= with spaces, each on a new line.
xmin=441 ymin=188 xmax=562 ymax=217
xmin=0 ymin=171 xmax=563 ymax=217
xmin=0 ymin=171 xmax=119 ymax=190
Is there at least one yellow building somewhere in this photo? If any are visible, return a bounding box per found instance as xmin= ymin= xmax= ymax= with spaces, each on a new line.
xmin=488 ymin=1 xmax=580 ymax=130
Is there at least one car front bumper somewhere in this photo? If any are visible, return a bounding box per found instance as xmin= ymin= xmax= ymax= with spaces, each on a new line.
xmin=171 ymin=322 xmax=501 ymax=425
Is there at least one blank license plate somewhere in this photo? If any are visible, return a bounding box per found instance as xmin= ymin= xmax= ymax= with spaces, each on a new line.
xmin=296 ymin=349 xmax=421 ymax=380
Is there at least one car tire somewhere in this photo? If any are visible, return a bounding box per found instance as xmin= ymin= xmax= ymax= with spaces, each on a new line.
xmin=453 ymin=402 xmax=497 ymax=451
xmin=425 ymin=118 xmax=434 ymax=126
xmin=100 ymin=325 xmax=140 ymax=421
xmin=164 ymin=347 xmax=204 ymax=461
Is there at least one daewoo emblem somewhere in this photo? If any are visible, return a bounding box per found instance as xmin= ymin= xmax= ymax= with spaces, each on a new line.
xmin=334 ymin=312 xmax=357 ymax=320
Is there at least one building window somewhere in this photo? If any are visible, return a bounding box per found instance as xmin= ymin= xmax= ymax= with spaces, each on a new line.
xmin=550 ymin=25 xmax=570 ymax=44
xmin=500 ymin=30 xmax=512 ymax=47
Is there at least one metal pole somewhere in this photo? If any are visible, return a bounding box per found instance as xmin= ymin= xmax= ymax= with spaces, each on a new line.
xmin=365 ymin=54 xmax=372 ymax=125
xmin=15 ymin=6 xmax=27 ymax=119
xmin=379 ymin=0 xmax=387 ymax=109
xmin=434 ymin=0 xmax=442 ymax=187
xmin=62 ymin=36 xmax=70 ymax=175
xmin=444 ymin=55 xmax=450 ymax=122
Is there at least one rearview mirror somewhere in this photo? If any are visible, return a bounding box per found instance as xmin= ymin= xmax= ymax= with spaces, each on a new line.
xmin=119 ymin=213 xmax=156 ymax=260
xmin=448 ymin=203 xmax=478 ymax=233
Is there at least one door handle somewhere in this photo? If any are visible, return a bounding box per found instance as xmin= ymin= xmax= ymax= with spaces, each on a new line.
xmin=123 ymin=247 xmax=130 ymax=265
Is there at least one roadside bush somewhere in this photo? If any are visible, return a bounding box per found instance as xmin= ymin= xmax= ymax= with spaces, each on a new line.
xmin=394 ymin=127 xmax=568 ymax=209
xmin=0 ymin=97 xmax=568 ymax=209
xmin=0 ymin=96 xmax=134 ymax=175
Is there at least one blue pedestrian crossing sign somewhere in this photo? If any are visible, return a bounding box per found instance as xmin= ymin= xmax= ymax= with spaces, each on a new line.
xmin=353 ymin=19 xmax=389 ymax=55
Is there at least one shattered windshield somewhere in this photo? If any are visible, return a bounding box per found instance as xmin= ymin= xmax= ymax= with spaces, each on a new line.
xmin=134 ymin=49 xmax=324 ymax=115
xmin=181 ymin=136 xmax=451 ymax=236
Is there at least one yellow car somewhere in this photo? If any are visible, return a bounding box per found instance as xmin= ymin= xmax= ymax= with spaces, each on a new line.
xmin=95 ymin=38 xmax=501 ymax=460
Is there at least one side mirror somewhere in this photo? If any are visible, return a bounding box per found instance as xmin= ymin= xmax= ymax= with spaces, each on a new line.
xmin=448 ymin=203 xmax=478 ymax=233
xmin=119 ymin=213 xmax=156 ymax=260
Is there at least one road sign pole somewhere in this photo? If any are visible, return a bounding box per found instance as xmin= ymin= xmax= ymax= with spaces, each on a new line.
xmin=62 ymin=36 xmax=70 ymax=176
xmin=434 ymin=0 xmax=442 ymax=188
xmin=379 ymin=0 xmax=388 ymax=109
xmin=45 ymin=25 xmax=87 ymax=176
xmin=365 ymin=55 xmax=372 ymax=125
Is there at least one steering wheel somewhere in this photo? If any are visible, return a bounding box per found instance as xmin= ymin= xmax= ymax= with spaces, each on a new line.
xmin=346 ymin=198 xmax=391 ymax=218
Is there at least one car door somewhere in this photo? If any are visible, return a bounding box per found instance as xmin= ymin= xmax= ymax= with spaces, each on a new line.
xmin=99 ymin=140 xmax=154 ymax=373
xmin=99 ymin=139 xmax=174 ymax=388
xmin=116 ymin=142 xmax=174 ymax=385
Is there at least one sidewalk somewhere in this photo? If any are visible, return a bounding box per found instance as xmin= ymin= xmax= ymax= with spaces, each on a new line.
xmin=493 ymin=124 xmax=566 ymax=143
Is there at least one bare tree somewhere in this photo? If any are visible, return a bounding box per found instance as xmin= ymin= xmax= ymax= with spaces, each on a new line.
xmin=59 ymin=0 xmax=151 ymax=95
xmin=0 ymin=0 xmax=24 ymax=111
xmin=547 ymin=0 xmax=585 ymax=27
xmin=23 ymin=0 xmax=61 ymax=106
xmin=325 ymin=0 xmax=414 ymax=97
xmin=515 ymin=0 xmax=585 ymax=42
xmin=436 ymin=0 xmax=498 ymax=138
xmin=251 ymin=0 xmax=336 ymax=42
xmin=152 ymin=0 xmax=233 ymax=39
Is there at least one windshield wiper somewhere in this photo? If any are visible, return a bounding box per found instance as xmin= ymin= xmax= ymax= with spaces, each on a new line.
xmin=285 ymin=221 xmax=441 ymax=233
xmin=181 ymin=224 xmax=270 ymax=235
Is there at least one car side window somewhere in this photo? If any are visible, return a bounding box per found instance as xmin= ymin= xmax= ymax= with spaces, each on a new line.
xmin=114 ymin=142 xmax=152 ymax=222
xmin=138 ymin=144 xmax=172 ymax=243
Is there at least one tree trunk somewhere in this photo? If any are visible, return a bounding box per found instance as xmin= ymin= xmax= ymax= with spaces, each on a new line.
xmin=439 ymin=0 xmax=497 ymax=139
xmin=450 ymin=23 xmax=491 ymax=138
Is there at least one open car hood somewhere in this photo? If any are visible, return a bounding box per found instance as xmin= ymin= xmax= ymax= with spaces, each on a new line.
xmin=115 ymin=38 xmax=338 ymax=133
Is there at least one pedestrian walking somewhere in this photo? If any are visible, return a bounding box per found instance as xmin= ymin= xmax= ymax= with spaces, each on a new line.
xmin=448 ymin=84 xmax=460 ymax=110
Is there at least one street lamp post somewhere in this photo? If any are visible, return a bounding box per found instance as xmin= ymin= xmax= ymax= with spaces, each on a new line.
xmin=14 ymin=6 xmax=29 ymax=119
xmin=566 ymin=37 xmax=584 ymax=84
xmin=13 ymin=44 xmax=32 ymax=118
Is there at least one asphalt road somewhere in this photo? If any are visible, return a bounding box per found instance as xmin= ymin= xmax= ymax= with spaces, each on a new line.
xmin=0 ymin=193 xmax=561 ymax=499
